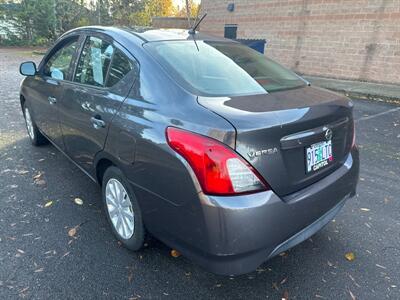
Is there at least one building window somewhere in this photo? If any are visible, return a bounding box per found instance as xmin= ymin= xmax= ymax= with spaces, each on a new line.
xmin=224 ymin=24 xmax=237 ymax=39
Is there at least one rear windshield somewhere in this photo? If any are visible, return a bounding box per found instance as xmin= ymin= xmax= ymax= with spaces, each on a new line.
xmin=144 ymin=40 xmax=306 ymax=96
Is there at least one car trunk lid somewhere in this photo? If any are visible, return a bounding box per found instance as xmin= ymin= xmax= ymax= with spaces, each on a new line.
xmin=198 ymin=86 xmax=355 ymax=197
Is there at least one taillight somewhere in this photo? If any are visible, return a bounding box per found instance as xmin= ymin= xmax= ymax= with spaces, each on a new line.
xmin=166 ymin=127 xmax=269 ymax=196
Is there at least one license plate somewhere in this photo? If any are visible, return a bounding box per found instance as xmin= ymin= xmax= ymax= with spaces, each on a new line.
xmin=306 ymin=140 xmax=333 ymax=173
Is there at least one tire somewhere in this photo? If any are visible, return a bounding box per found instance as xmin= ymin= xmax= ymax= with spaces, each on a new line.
xmin=22 ymin=103 xmax=48 ymax=146
xmin=102 ymin=166 xmax=145 ymax=251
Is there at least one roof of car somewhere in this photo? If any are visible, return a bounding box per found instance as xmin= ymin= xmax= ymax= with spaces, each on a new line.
xmin=63 ymin=26 xmax=233 ymax=44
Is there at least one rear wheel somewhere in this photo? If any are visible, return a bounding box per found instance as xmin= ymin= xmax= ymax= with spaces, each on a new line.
xmin=102 ymin=166 xmax=145 ymax=250
xmin=23 ymin=104 xmax=48 ymax=146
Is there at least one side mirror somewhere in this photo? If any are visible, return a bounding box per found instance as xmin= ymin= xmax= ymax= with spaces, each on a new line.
xmin=50 ymin=68 xmax=64 ymax=80
xmin=20 ymin=61 xmax=37 ymax=76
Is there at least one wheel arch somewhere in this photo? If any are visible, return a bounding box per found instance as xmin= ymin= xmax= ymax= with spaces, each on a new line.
xmin=20 ymin=94 xmax=26 ymax=110
xmin=94 ymin=152 xmax=122 ymax=186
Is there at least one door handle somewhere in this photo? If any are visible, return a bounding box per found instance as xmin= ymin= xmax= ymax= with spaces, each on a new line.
xmin=48 ymin=96 xmax=57 ymax=104
xmin=90 ymin=116 xmax=106 ymax=129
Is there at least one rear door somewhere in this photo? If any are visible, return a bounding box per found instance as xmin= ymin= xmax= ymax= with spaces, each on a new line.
xmin=30 ymin=36 xmax=80 ymax=148
xmin=60 ymin=34 xmax=138 ymax=173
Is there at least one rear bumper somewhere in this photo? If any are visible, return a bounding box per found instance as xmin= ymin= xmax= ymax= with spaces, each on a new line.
xmin=172 ymin=147 xmax=359 ymax=276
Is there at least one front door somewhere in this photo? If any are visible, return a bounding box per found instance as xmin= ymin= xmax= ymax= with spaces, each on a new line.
xmin=60 ymin=35 xmax=137 ymax=173
xmin=31 ymin=36 xmax=80 ymax=148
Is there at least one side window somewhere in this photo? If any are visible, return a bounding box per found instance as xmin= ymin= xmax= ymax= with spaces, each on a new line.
xmin=43 ymin=37 xmax=78 ymax=80
xmin=74 ymin=36 xmax=113 ymax=87
xmin=106 ymin=49 xmax=136 ymax=87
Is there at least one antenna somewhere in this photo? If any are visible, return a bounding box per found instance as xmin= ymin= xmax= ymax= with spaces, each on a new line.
xmin=188 ymin=13 xmax=207 ymax=35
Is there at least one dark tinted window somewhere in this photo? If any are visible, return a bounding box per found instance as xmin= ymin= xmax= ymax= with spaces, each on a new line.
xmin=145 ymin=41 xmax=306 ymax=96
xmin=74 ymin=36 xmax=113 ymax=87
xmin=43 ymin=37 xmax=78 ymax=80
xmin=106 ymin=49 xmax=134 ymax=87
xmin=224 ymin=24 xmax=237 ymax=39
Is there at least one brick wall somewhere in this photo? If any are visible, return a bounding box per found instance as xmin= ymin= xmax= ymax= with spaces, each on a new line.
xmin=200 ymin=0 xmax=400 ymax=85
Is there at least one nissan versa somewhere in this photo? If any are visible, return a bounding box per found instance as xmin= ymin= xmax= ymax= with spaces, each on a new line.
xmin=19 ymin=26 xmax=359 ymax=276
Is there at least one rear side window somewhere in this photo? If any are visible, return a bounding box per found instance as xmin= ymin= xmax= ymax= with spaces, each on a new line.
xmin=74 ymin=36 xmax=113 ymax=87
xmin=145 ymin=41 xmax=306 ymax=96
xmin=106 ymin=49 xmax=135 ymax=87
xmin=43 ymin=37 xmax=78 ymax=80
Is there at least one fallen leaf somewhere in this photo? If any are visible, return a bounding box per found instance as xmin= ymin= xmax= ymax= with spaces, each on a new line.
xmin=349 ymin=289 xmax=356 ymax=300
xmin=170 ymin=249 xmax=181 ymax=258
xmin=16 ymin=170 xmax=29 ymax=175
xmin=44 ymin=201 xmax=53 ymax=208
xmin=68 ymin=227 xmax=77 ymax=237
xmin=35 ymin=179 xmax=46 ymax=186
xmin=61 ymin=251 xmax=70 ymax=258
xmin=74 ymin=198 xmax=83 ymax=205
xmin=272 ymin=282 xmax=279 ymax=291
xmin=376 ymin=264 xmax=386 ymax=269
xmin=33 ymin=173 xmax=43 ymax=180
xmin=345 ymin=252 xmax=356 ymax=261
xmin=282 ymin=290 xmax=289 ymax=300
xmin=34 ymin=268 xmax=44 ymax=273
xmin=360 ymin=208 xmax=370 ymax=212
xmin=348 ymin=274 xmax=361 ymax=288
xmin=19 ymin=287 xmax=29 ymax=294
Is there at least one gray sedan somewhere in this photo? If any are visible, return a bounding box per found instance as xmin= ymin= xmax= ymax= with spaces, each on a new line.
xmin=19 ymin=26 xmax=359 ymax=275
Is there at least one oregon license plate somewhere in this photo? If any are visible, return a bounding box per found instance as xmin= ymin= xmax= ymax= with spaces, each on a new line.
xmin=306 ymin=140 xmax=333 ymax=173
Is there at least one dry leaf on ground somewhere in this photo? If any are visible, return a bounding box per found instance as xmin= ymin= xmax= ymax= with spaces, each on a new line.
xmin=282 ymin=290 xmax=289 ymax=300
xmin=44 ymin=201 xmax=53 ymax=208
xmin=34 ymin=268 xmax=44 ymax=273
xmin=35 ymin=179 xmax=46 ymax=186
xmin=68 ymin=226 xmax=79 ymax=237
xmin=16 ymin=170 xmax=29 ymax=175
xmin=33 ymin=172 xmax=46 ymax=185
xmin=345 ymin=252 xmax=356 ymax=261
xmin=349 ymin=289 xmax=356 ymax=300
xmin=33 ymin=173 xmax=43 ymax=180
xmin=74 ymin=198 xmax=83 ymax=205
xmin=170 ymin=249 xmax=181 ymax=258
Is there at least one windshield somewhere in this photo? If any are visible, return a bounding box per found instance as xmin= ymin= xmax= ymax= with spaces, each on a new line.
xmin=144 ymin=40 xmax=306 ymax=96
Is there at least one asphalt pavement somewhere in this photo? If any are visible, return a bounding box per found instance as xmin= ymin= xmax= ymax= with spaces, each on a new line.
xmin=0 ymin=49 xmax=399 ymax=299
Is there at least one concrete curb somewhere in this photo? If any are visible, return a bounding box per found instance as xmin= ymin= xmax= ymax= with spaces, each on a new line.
xmin=304 ymin=76 xmax=400 ymax=103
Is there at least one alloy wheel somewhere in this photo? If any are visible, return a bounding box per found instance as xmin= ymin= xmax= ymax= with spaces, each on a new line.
xmin=105 ymin=178 xmax=135 ymax=239
xmin=24 ymin=107 xmax=35 ymax=140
